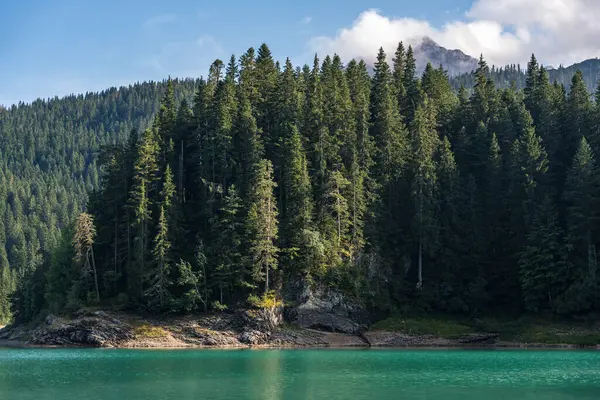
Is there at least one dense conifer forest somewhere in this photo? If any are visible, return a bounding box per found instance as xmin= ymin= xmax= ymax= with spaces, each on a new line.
xmin=2 ymin=43 xmax=600 ymax=324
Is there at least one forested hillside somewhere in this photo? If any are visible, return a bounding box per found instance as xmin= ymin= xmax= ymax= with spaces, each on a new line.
xmin=3 ymin=43 xmax=600 ymax=324
xmin=450 ymin=56 xmax=600 ymax=93
xmin=0 ymin=79 xmax=199 ymax=321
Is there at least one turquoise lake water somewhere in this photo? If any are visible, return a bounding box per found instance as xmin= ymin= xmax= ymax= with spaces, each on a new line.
xmin=0 ymin=348 xmax=599 ymax=399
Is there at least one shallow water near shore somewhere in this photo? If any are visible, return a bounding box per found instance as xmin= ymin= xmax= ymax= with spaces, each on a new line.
xmin=1 ymin=348 xmax=599 ymax=399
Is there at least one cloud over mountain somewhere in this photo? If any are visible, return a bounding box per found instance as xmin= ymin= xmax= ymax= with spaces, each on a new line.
xmin=310 ymin=0 xmax=600 ymax=68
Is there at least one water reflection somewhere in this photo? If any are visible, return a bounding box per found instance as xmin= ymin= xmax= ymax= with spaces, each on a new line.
xmin=1 ymin=348 xmax=599 ymax=400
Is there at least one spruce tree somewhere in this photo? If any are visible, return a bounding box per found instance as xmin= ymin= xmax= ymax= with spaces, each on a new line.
xmin=129 ymin=128 xmax=160 ymax=300
xmin=524 ymin=54 xmax=539 ymax=116
xmin=409 ymin=97 xmax=439 ymax=289
xmin=561 ymin=137 xmax=599 ymax=312
xmin=346 ymin=60 xmax=374 ymax=253
xmin=234 ymin=91 xmax=264 ymax=203
xmin=281 ymin=127 xmax=319 ymax=277
xmin=519 ymin=195 xmax=568 ymax=312
xmin=246 ymin=159 xmax=279 ymax=292
xmin=212 ymin=185 xmax=244 ymax=302
xmin=402 ymin=45 xmax=420 ymax=124
xmin=392 ymin=41 xmax=406 ymax=107
xmin=370 ymin=47 xmax=408 ymax=185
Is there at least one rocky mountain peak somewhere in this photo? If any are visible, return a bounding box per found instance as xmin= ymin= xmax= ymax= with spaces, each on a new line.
xmin=411 ymin=36 xmax=478 ymax=76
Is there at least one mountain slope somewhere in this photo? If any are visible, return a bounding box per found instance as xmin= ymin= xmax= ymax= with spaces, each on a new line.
xmin=0 ymin=79 xmax=198 ymax=291
xmin=412 ymin=36 xmax=478 ymax=76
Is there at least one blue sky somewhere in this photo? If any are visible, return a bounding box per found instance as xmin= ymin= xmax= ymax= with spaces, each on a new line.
xmin=0 ymin=0 xmax=471 ymax=106
xmin=2 ymin=0 xmax=597 ymax=106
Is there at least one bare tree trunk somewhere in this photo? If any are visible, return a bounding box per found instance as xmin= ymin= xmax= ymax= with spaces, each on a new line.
xmin=114 ymin=207 xmax=118 ymax=293
xmin=417 ymin=242 xmax=423 ymax=290
xmin=203 ymin=262 xmax=208 ymax=311
xmin=353 ymin=169 xmax=357 ymax=254
xmin=90 ymin=246 xmax=100 ymax=303
xmin=265 ymin=262 xmax=269 ymax=294
xmin=159 ymin=260 xmax=164 ymax=309
xmin=179 ymin=140 xmax=184 ymax=199
xmin=140 ymin=218 xmax=145 ymax=300
xmin=417 ymin=192 xmax=423 ymax=290
xmin=337 ymin=192 xmax=341 ymax=246
xmin=266 ymin=196 xmax=271 ymax=294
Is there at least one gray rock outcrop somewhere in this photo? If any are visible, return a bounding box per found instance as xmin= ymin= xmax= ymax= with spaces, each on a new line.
xmin=286 ymin=283 xmax=369 ymax=334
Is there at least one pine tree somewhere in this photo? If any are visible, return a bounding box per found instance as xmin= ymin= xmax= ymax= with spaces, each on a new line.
xmin=234 ymin=91 xmax=264 ymax=202
xmin=524 ymin=54 xmax=539 ymax=115
xmin=175 ymin=240 xmax=209 ymax=312
xmin=392 ymin=42 xmax=406 ymax=107
xmin=129 ymin=128 xmax=160 ymax=301
xmin=519 ymin=195 xmax=568 ymax=312
xmin=370 ymin=47 xmax=408 ymax=185
xmin=146 ymin=205 xmax=172 ymax=311
xmin=210 ymin=59 xmax=237 ymax=190
xmin=402 ymin=45 xmax=420 ymax=124
xmin=505 ymin=126 xmax=549 ymax=302
xmin=0 ymin=265 xmax=12 ymax=323
xmin=346 ymin=60 xmax=374 ymax=253
xmin=212 ymin=185 xmax=243 ymax=302
xmin=44 ymin=227 xmax=76 ymax=313
xmin=409 ymin=97 xmax=439 ymax=289
xmin=421 ymin=63 xmax=457 ymax=134
xmin=246 ymin=159 xmax=279 ymax=292
xmin=73 ymin=213 xmax=99 ymax=303
xmin=281 ymin=126 xmax=317 ymax=277
xmin=255 ymin=44 xmax=278 ymax=145
xmin=484 ymin=133 xmax=505 ymax=265
xmin=239 ymin=47 xmax=258 ymax=106
xmin=561 ymin=137 xmax=599 ymax=312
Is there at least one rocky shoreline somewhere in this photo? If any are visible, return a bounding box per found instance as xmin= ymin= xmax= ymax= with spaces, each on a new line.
xmin=1 ymin=309 xmax=598 ymax=349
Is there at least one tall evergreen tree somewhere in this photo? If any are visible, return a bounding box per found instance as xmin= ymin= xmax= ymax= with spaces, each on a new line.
xmin=392 ymin=41 xmax=406 ymax=107
xmin=281 ymin=127 xmax=319 ymax=277
xmin=561 ymin=137 xmax=599 ymax=312
xmin=401 ymin=45 xmax=420 ymax=124
xmin=409 ymin=97 xmax=439 ymax=289
xmin=519 ymin=195 xmax=568 ymax=312
xmin=370 ymin=47 xmax=408 ymax=185
xmin=246 ymin=159 xmax=279 ymax=292
xmin=129 ymin=128 xmax=160 ymax=301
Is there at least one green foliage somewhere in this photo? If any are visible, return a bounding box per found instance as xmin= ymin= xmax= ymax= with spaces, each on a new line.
xmin=247 ymin=290 xmax=283 ymax=309
xmin=7 ymin=46 xmax=600 ymax=324
xmin=211 ymin=301 xmax=228 ymax=312
xmin=245 ymin=159 xmax=279 ymax=292
xmin=133 ymin=324 xmax=168 ymax=339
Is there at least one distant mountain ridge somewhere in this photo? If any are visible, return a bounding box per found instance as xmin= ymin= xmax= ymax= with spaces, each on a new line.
xmin=449 ymin=56 xmax=600 ymax=93
xmin=408 ymin=37 xmax=600 ymax=91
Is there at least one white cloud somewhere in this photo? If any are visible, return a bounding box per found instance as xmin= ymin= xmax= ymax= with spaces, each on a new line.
xmin=309 ymin=0 xmax=600 ymax=68
xmin=143 ymin=14 xmax=177 ymax=29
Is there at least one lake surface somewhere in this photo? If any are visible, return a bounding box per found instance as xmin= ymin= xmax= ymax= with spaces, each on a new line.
xmin=0 ymin=348 xmax=599 ymax=399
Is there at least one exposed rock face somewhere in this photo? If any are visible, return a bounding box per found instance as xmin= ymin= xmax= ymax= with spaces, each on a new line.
xmin=457 ymin=333 xmax=500 ymax=344
xmin=287 ymin=283 xmax=369 ymax=334
xmin=239 ymin=330 xmax=270 ymax=345
xmin=0 ymin=308 xmax=368 ymax=348
xmin=30 ymin=311 xmax=134 ymax=347
xmin=237 ymin=306 xmax=284 ymax=333
xmin=411 ymin=36 xmax=478 ymax=76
